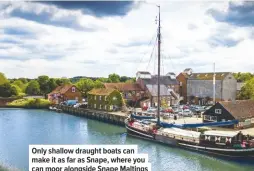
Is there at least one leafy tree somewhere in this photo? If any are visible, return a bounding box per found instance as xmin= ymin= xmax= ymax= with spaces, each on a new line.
xmin=37 ymin=75 xmax=50 ymax=95
xmin=237 ymin=78 xmax=254 ymax=100
xmin=94 ymin=80 xmax=104 ymax=88
xmin=75 ymin=78 xmax=94 ymax=96
xmin=25 ymin=80 xmax=40 ymax=95
xmin=97 ymin=77 xmax=108 ymax=83
xmin=0 ymin=83 xmax=18 ymax=97
xmin=161 ymin=98 xmax=168 ymax=108
xmin=48 ymin=78 xmax=58 ymax=92
xmin=120 ymin=76 xmax=129 ymax=82
xmin=125 ymin=78 xmax=135 ymax=83
xmin=108 ymin=73 xmax=120 ymax=83
xmin=0 ymin=72 xmax=8 ymax=85
xmin=234 ymin=72 xmax=253 ymax=82
xmin=12 ymin=80 xmax=26 ymax=92
xmin=56 ymin=78 xmax=71 ymax=86
xmin=11 ymin=84 xmax=22 ymax=94
xmin=18 ymin=78 xmax=28 ymax=84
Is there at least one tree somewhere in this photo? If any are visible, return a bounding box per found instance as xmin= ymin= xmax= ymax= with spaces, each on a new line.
xmin=25 ymin=80 xmax=40 ymax=95
xmin=125 ymin=78 xmax=135 ymax=83
xmin=37 ymin=75 xmax=50 ymax=95
xmin=18 ymin=78 xmax=28 ymax=84
xmin=75 ymin=78 xmax=94 ymax=96
xmin=94 ymin=80 xmax=104 ymax=88
xmin=0 ymin=83 xmax=18 ymax=97
xmin=97 ymin=77 xmax=108 ymax=83
xmin=120 ymin=76 xmax=128 ymax=82
xmin=234 ymin=72 xmax=253 ymax=82
xmin=56 ymin=78 xmax=71 ymax=86
xmin=48 ymin=78 xmax=58 ymax=92
xmin=237 ymin=78 xmax=254 ymax=100
xmin=108 ymin=73 xmax=120 ymax=83
xmin=161 ymin=98 xmax=168 ymax=108
xmin=12 ymin=80 xmax=26 ymax=92
xmin=0 ymin=72 xmax=8 ymax=85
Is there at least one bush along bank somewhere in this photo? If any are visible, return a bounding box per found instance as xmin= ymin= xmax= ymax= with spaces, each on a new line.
xmin=7 ymin=98 xmax=51 ymax=109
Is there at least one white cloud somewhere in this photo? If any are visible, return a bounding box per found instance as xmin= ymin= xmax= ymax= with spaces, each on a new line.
xmin=0 ymin=1 xmax=254 ymax=79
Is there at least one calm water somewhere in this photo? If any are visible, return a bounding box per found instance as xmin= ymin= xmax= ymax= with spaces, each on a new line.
xmin=0 ymin=109 xmax=253 ymax=171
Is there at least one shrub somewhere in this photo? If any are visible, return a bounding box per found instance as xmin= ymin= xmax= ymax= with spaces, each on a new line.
xmin=7 ymin=98 xmax=51 ymax=109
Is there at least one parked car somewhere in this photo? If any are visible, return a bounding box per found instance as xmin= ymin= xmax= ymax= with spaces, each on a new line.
xmin=142 ymin=106 xmax=148 ymax=111
xmin=161 ymin=108 xmax=174 ymax=113
xmin=147 ymin=107 xmax=157 ymax=112
xmin=182 ymin=109 xmax=193 ymax=117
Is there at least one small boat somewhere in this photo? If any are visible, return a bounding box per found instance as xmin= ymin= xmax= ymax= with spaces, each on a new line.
xmin=125 ymin=5 xmax=254 ymax=161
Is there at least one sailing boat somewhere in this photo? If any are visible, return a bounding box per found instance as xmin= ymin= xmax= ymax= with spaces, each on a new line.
xmin=125 ymin=5 xmax=162 ymax=140
xmin=125 ymin=6 xmax=254 ymax=160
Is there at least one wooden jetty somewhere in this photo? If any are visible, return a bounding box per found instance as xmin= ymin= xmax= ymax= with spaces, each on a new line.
xmin=56 ymin=105 xmax=128 ymax=126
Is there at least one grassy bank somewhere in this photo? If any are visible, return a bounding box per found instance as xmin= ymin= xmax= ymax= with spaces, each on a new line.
xmin=7 ymin=98 xmax=51 ymax=109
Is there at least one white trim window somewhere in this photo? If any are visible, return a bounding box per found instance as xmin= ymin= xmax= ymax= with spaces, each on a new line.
xmin=94 ymin=104 xmax=96 ymax=109
xmin=99 ymin=96 xmax=102 ymax=101
xmin=99 ymin=105 xmax=102 ymax=109
xmin=94 ymin=96 xmax=96 ymax=100
xmin=71 ymin=87 xmax=76 ymax=92
xmin=204 ymin=115 xmax=210 ymax=121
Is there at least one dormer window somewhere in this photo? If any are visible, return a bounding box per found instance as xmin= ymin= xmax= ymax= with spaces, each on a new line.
xmin=72 ymin=87 xmax=75 ymax=92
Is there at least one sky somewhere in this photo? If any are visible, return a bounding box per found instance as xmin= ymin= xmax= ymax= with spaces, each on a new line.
xmin=1 ymin=1 xmax=254 ymax=78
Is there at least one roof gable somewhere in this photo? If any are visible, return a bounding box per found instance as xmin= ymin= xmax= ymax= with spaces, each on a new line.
xmin=219 ymin=100 xmax=254 ymax=119
xmin=49 ymin=84 xmax=77 ymax=95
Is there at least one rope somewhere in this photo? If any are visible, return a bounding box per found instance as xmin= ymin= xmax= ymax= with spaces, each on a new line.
xmin=146 ymin=36 xmax=158 ymax=71
xmin=135 ymin=32 xmax=157 ymax=72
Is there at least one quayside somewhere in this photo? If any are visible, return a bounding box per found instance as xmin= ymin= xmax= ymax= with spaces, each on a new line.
xmin=124 ymin=4 xmax=254 ymax=162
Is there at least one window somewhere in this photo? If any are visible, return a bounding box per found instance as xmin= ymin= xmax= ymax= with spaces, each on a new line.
xmin=210 ymin=116 xmax=217 ymax=121
xmin=94 ymin=104 xmax=96 ymax=109
xmin=210 ymin=136 xmax=215 ymax=142
xmin=94 ymin=96 xmax=96 ymax=100
xmin=105 ymin=105 xmax=107 ymax=110
xmin=99 ymin=105 xmax=101 ymax=109
xmin=215 ymin=109 xmax=222 ymax=114
xmin=72 ymin=87 xmax=76 ymax=92
xmin=99 ymin=96 xmax=102 ymax=100
xmin=220 ymin=137 xmax=226 ymax=143
xmin=204 ymin=115 xmax=210 ymax=120
xmin=200 ymin=135 xmax=205 ymax=140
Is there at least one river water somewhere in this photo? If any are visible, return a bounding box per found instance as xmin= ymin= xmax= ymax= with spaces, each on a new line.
xmin=0 ymin=109 xmax=253 ymax=171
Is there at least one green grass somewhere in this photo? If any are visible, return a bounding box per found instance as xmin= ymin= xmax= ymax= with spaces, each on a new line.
xmin=7 ymin=98 xmax=51 ymax=109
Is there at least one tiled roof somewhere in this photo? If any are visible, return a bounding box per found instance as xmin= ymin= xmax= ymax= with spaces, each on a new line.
xmin=220 ymin=100 xmax=254 ymax=119
xmin=141 ymin=75 xmax=178 ymax=85
xmin=146 ymin=84 xmax=172 ymax=97
xmin=88 ymin=88 xmax=115 ymax=95
xmin=48 ymin=84 xmax=75 ymax=95
xmin=188 ymin=72 xmax=231 ymax=80
xmin=104 ymin=83 xmax=143 ymax=91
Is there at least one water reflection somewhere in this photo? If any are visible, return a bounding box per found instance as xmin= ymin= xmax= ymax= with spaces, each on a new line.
xmin=0 ymin=109 xmax=253 ymax=171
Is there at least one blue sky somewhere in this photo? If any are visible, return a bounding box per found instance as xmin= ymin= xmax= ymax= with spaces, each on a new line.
xmin=1 ymin=1 xmax=254 ymax=78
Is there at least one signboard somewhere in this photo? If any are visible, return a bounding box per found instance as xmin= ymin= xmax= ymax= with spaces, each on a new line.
xmin=215 ymin=109 xmax=222 ymax=114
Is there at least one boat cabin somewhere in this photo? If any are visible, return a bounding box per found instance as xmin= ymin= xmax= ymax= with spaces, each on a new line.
xmin=200 ymin=130 xmax=253 ymax=148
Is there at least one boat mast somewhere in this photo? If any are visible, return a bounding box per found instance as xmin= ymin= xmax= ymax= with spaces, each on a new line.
xmin=213 ymin=63 xmax=216 ymax=105
xmin=157 ymin=5 xmax=161 ymax=125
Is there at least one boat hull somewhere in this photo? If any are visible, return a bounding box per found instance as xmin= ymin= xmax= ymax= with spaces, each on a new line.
xmin=126 ymin=125 xmax=254 ymax=161
xmin=125 ymin=124 xmax=155 ymax=140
